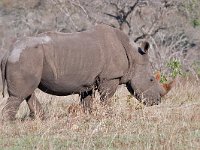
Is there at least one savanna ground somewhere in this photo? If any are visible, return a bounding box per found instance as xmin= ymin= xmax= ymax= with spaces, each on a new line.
xmin=0 ymin=78 xmax=199 ymax=150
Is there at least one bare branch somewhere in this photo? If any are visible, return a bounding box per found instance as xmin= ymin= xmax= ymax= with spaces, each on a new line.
xmin=50 ymin=0 xmax=78 ymax=30
xmin=70 ymin=0 xmax=89 ymax=19
xmin=105 ymin=0 xmax=147 ymax=33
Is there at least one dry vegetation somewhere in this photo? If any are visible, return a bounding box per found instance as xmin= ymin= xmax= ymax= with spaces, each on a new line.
xmin=0 ymin=0 xmax=200 ymax=149
xmin=0 ymin=80 xmax=199 ymax=149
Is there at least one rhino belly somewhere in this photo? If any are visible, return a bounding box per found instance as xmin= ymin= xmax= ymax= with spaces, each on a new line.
xmin=38 ymin=73 xmax=96 ymax=96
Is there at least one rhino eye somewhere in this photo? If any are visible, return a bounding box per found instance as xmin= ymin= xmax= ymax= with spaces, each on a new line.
xmin=150 ymin=78 xmax=154 ymax=82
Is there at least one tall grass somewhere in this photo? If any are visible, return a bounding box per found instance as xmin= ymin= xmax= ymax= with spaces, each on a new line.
xmin=0 ymin=79 xmax=199 ymax=150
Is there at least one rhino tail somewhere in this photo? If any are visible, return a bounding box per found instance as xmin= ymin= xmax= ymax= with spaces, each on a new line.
xmin=1 ymin=52 xmax=8 ymax=97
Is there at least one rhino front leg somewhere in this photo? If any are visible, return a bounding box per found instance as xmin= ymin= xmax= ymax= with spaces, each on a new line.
xmin=2 ymin=96 xmax=24 ymax=121
xmin=98 ymin=79 xmax=119 ymax=104
xmin=26 ymin=92 xmax=44 ymax=119
xmin=81 ymin=90 xmax=93 ymax=113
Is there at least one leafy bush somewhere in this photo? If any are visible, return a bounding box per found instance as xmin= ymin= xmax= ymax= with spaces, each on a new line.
xmin=158 ymin=59 xmax=183 ymax=83
xmin=167 ymin=59 xmax=183 ymax=78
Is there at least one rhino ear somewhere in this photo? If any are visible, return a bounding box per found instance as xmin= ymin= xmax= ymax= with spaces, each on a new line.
xmin=138 ymin=41 xmax=150 ymax=54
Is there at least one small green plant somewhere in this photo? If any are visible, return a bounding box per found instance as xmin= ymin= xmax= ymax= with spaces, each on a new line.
xmin=167 ymin=59 xmax=183 ymax=78
xmin=192 ymin=19 xmax=200 ymax=28
xmin=160 ymin=73 xmax=168 ymax=83
xmin=158 ymin=59 xmax=183 ymax=83
xmin=181 ymin=0 xmax=200 ymax=28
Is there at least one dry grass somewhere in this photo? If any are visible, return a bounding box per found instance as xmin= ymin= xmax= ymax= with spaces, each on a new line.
xmin=0 ymin=79 xmax=200 ymax=150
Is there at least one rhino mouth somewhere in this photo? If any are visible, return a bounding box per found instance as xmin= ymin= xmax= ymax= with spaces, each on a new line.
xmin=126 ymin=82 xmax=142 ymax=102
xmin=126 ymin=81 xmax=161 ymax=106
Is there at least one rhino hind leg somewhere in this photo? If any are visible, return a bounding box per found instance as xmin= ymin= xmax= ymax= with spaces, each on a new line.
xmin=2 ymin=78 xmax=42 ymax=121
xmin=26 ymin=92 xmax=44 ymax=119
xmin=3 ymin=68 xmax=42 ymax=121
xmin=80 ymin=90 xmax=93 ymax=113
xmin=2 ymin=96 xmax=24 ymax=121
xmin=2 ymin=96 xmax=23 ymax=121
xmin=98 ymin=79 xmax=119 ymax=105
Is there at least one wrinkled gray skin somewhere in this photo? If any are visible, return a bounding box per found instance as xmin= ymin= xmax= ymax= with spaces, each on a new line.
xmin=1 ymin=25 xmax=166 ymax=121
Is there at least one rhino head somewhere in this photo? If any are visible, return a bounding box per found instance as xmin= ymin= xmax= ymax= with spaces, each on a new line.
xmin=124 ymin=41 xmax=171 ymax=106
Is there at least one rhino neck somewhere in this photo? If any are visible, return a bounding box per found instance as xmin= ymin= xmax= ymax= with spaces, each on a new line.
xmin=114 ymin=28 xmax=137 ymax=84
xmin=119 ymin=45 xmax=135 ymax=84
